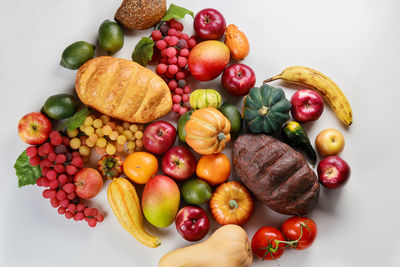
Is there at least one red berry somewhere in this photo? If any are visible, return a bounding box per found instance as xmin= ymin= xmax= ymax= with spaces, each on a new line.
xmin=165 ymin=72 xmax=175 ymax=78
xmin=55 ymin=154 xmax=66 ymax=164
xmin=151 ymin=30 xmax=162 ymax=41
xmin=67 ymin=203 xmax=77 ymax=213
xmin=63 ymin=183 xmax=75 ymax=194
xmin=167 ymin=36 xmax=179 ymax=46
xmin=179 ymin=48 xmax=190 ymax=57
xmin=59 ymin=199 xmax=70 ymax=208
xmin=165 ymin=47 xmax=177 ymax=58
xmin=168 ymin=64 xmax=178 ymax=75
xmin=47 ymin=170 xmax=57 ymax=180
xmin=177 ymin=39 xmax=187 ymax=49
xmin=49 ymin=179 xmax=59 ymax=189
xmin=167 ymin=28 xmax=178 ymax=36
xmin=156 ymin=39 xmax=167 ymax=50
xmin=41 ymin=167 xmax=50 ymax=177
xmin=48 ymin=152 xmax=56 ymax=162
xmin=175 ymin=71 xmax=186 ymax=80
xmin=65 ymin=211 xmax=73 ymax=219
xmin=172 ymin=95 xmax=182 ymax=104
xmin=182 ymin=94 xmax=190 ymax=102
xmin=39 ymin=158 xmax=52 ymax=169
xmin=43 ymin=189 xmax=52 ymax=199
xmin=74 ymin=212 xmax=85 ymax=221
xmin=37 ymin=177 xmax=49 ymax=187
xmin=172 ymin=103 xmax=181 ymax=112
xmin=42 ymin=142 xmax=54 ymax=154
xmin=168 ymin=56 xmax=178 ymax=65
xmin=58 ymin=174 xmax=68 ymax=185
xmin=77 ymin=203 xmax=85 ymax=212
xmin=62 ymin=136 xmax=70 ymax=146
xmin=187 ymin=38 xmax=197 ymax=49
xmin=178 ymin=57 xmax=188 ymax=68
xmin=72 ymin=151 xmax=80 ymax=158
xmin=88 ymin=218 xmax=97 ymax=227
xmin=50 ymin=198 xmax=60 ymax=208
xmin=54 ymin=164 xmax=65 ymax=174
xmin=168 ymin=79 xmax=178 ymax=90
xmin=56 ymin=190 xmax=67 ymax=200
xmin=95 ymin=214 xmax=104 ymax=222
xmin=57 ymin=207 xmax=66 ymax=215
xmin=156 ymin=63 xmax=168 ymax=74
xmin=183 ymin=86 xmax=191 ymax=94
xmin=180 ymin=33 xmax=189 ymax=41
xmin=66 ymin=165 xmax=77 ymax=175
xmin=71 ymin=157 xmax=83 ymax=168
xmin=84 ymin=208 xmax=92 ymax=217
xmin=91 ymin=208 xmax=99 ymax=217
xmin=175 ymin=88 xmax=183 ymax=95
xmin=49 ymin=131 xmax=62 ymax=146
xmin=29 ymin=156 xmax=40 ymax=166
xmin=179 ymin=106 xmax=189 ymax=116
xmin=67 ymin=192 xmax=76 ymax=200
xmin=170 ymin=21 xmax=184 ymax=32
xmin=26 ymin=146 xmax=37 ymax=158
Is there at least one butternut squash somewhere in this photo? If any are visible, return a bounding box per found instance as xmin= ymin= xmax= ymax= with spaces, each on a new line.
xmin=159 ymin=225 xmax=252 ymax=267
xmin=75 ymin=56 xmax=172 ymax=123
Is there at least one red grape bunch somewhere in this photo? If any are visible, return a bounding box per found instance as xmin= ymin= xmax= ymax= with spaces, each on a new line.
xmin=26 ymin=130 xmax=104 ymax=227
xmin=152 ymin=19 xmax=197 ymax=116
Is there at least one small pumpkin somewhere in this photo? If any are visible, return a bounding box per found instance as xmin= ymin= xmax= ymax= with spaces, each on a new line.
xmin=189 ymin=89 xmax=222 ymax=110
xmin=243 ymin=84 xmax=291 ymax=134
xmin=210 ymin=181 xmax=254 ymax=226
xmin=159 ymin=224 xmax=253 ymax=267
xmin=185 ymin=107 xmax=231 ymax=155
xmin=224 ymin=24 xmax=250 ymax=60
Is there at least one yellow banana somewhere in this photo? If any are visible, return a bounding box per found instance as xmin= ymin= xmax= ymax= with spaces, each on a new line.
xmin=107 ymin=178 xmax=161 ymax=248
xmin=263 ymin=66 xmax=353 ymax=126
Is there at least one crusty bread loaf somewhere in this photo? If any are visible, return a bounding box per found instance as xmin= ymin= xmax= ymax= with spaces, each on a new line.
xmin=233 ymin=134 xmax=320 ymax=215
xmin=75 ymin=56 xmax=172 ymax=123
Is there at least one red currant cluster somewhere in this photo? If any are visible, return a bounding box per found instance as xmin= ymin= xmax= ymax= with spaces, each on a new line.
xmin=26 ymin=131 xmax=104 ymax=227
xmin=151 ymin=19 xmax=198 ymax=115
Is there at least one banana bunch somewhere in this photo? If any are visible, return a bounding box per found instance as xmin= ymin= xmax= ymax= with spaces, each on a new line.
xmin=264 ymin=66 xmax=353 ymax=126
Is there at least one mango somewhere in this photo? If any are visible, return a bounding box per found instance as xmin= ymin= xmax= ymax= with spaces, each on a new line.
xmin=142 ymin=175 xmax=180 ymax=228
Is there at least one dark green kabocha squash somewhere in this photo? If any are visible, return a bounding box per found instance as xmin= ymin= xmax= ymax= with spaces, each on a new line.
xmin=243 ymin=84 xmax=291 ymax=134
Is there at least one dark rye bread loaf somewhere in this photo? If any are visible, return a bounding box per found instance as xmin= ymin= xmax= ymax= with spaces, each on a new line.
xmin=233 ymin=134 xmax=320 ymax=215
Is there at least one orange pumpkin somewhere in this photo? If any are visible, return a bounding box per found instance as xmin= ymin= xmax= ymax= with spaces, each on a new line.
xmin=210 ymin=181 xmax=254 ymax=226
xmin=185 ymin=107 xmax=231 ymax=155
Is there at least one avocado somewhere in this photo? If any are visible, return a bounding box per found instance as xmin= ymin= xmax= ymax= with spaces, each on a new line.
xmin=43 ymin=94 xmax=79 ymax=120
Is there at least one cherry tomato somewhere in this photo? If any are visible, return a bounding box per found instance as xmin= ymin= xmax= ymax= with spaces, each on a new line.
xmin=196 ymin=153 xmax=230 ymax=186
xmin=281 ymin=217 xmax=317 ymax=250
xmin=123 ymin=152 xmax=158 ymax=184
xmin=251 ymin=226 xmax=286 ymax=260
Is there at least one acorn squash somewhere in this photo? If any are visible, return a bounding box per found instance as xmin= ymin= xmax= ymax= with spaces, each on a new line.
xmin=243 ymin=84 xmax=291 ymax=134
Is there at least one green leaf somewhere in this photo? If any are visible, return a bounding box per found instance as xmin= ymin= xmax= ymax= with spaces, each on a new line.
xmin=131 ymin=37 xmax=154 ymax=66
xmin=161 ymin=4 xmax=194 ymax=21
xmin=59 ymin=107 xmax=89 ymax=131
xmin=14 ymin=150 xmax=42 ymax=187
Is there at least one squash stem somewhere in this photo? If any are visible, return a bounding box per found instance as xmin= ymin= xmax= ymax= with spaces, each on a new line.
xmin=217 ymin=132 xmax=226 ymax=141
xmin=229 ymin=199 xmax=238 ymax=209
xmin=258 ymin=106 xmax=269 ymax=116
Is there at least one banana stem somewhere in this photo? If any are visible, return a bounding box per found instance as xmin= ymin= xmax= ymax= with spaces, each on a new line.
xmin=263 ymin=74 xmax=282 ymax=84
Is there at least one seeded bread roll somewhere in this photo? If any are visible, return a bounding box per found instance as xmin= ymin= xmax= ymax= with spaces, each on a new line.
xmin=115 ymin=0 xmax=166 ymax=30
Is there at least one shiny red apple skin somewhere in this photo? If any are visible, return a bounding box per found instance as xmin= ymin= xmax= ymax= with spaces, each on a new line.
xmin=143 ymin=121 xmax=177 ymax=154
xmin=162 ymin=146 xmax=196 ymax=181
xmin=73 ymin=168 xmax=104 ymax=199
xmin=317 ymin=156 xmax=351 ymax=189
xmin=291 ymin=89 xmax=324 ymax=122
xmin=18 ymin=112 xmax=52 ymax=145
xmin=221 ymin=63 xmax=256 ymax=96
xmin=188 ymin=40 xmax=230 ymax=81
xmin=194 ymin=8 xmax=226 ymax=40
xmin=175 ymin=206 xmax=210 ymax=242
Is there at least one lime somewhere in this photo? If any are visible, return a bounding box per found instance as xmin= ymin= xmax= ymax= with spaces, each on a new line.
xmin=181 ymin=178 xmax=212 ymax=205
xmin=177 ymin=110 xmax=193 ymax=143
xmin=60 ymin=41 xmax=95 ymax=70
xmin=219 ymin=102 xmax=243 ymax=139
xmin=98 ymin=20 xmax=124 ymax=55
xmin=43 ymin=94 xmax=79 ymax=120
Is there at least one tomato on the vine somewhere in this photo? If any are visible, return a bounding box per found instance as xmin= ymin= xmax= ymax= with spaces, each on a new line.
xmin=251 ymin=226 xmax=286 ymax=260
xmin=281 ymin=216 xmax=317 ymax=250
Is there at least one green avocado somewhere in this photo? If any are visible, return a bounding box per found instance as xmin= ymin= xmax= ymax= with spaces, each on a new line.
xmin=98 ymin=20 xmax=124 ymax=55
xmin=43 ymin=94 xmax=79 ymax=120
xmin=60 ymin=41 xmax=95 ymax=70
xmin=177 ymin=110 xmax=193 ymax=143
xmin=219 ymin=102 xmax=243 ymax=139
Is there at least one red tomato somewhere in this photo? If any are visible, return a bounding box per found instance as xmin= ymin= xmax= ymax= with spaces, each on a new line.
xmin=281 ymin=217 xmax=317 ymax=250
xmin=251 ymin=226 xmax=286 ymax=260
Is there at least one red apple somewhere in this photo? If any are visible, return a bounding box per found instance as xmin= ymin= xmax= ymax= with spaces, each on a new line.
xmin=193 ymin=8 xmax=226 ymax=40
xmin=317 ymin=156 xmax=351 ymax=189
xmin=74 ymin=168 xmax=103 ymax=199
xmin=143 ymin=121 xmax=177 ymax=154
xmin=175 ymin=206 xmax=210 ymax=242
xmin=221 ymin=63 xmax=256 ymax=96
xmin=291 ymin=89 xmax=324 ymax=122
xmin=162 ymin=146 xmax=196 ymax=181
xmin=18 ymin=112 xmax=52 ymax=145
xmin=188 ymin=40 xmax=230 ymax=81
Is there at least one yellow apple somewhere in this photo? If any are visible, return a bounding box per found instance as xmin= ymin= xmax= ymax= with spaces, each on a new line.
xmin=315 ymin=128 xmax=345 ymax=157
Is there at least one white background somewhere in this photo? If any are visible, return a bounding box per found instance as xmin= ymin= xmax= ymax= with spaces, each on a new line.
xmin=1 ymin=0 xmax=400 ymax=266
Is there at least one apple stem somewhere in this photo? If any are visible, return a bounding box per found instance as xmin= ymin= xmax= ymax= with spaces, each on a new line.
xmin=229 ymin=199 xmax=238 ymax=209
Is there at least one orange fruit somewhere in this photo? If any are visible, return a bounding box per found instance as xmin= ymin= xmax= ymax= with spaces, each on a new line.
xmin=123 ymin=152 xmax=158 ymax=184
xmin=196 ymin=153 xmax=231 ymax=186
